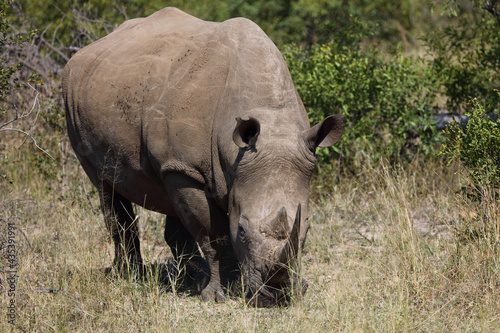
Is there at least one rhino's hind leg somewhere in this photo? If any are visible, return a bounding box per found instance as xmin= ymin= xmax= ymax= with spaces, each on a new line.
xmin=164 ymin=216 xmax=209 ymax=292
xmin=100 ymin=183 xmax=143 ymax=275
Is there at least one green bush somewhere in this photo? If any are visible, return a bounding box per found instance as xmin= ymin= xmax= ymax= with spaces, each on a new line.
xmin=424 ymin=9 xmax=500 ymax=113
xmin=283 ymin=2 xmax=499 ymax=174
xmin=284 ymin=40 xmax=441 ymax=172
xmin=441 ymin=96 xmax=500 ymax=201
xmin=1 ymin=0 xmax=36 ymax=114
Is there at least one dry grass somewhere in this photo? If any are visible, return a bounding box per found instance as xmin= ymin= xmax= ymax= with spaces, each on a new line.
xmin=1 ymin=143 xmax=500 ymax=332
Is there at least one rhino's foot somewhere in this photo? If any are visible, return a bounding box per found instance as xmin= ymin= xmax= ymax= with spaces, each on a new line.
xmin=201 ymin=282 xmax=226 ymax=302
xmin=104 ymin=265 xmax=146 ymax=282
xmin=183 ymin=256 xmax=209 ymax=293
xmin=110 ymin=236 xmax=144 ymax=278
xmin=117 ymin=264 xmax=146 ymax=280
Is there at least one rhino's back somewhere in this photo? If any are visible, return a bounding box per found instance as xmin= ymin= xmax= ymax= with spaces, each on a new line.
xmin=63 ymin=7 xmax=222 ymax=136
xmin=63 ymin=7 xmax=272 ymax=160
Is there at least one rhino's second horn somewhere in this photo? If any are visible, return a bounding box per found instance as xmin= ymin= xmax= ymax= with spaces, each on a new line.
xmin=278 ymin=203 xmax=301 ymax=265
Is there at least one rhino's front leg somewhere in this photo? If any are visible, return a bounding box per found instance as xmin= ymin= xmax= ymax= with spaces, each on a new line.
xmin=197 ymin=231 xmax=240 ymax=302
xmin=198 ymin=237 xmax=226 ymax=302
xmin=164 ymin=174 xmax=238 ymax=302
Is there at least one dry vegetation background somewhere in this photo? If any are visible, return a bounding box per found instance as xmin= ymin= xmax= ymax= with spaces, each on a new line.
xmin=4 ymin=148 xmax=499 ymax=331
xmin=1 ymin=0 xmax=500 ymax=331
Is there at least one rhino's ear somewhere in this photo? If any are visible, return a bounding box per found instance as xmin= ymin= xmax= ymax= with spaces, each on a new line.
xmin=303 ymin=115 xmax=344 ymax=149
xmin=233 ymin=117 xmax=261 ymax=149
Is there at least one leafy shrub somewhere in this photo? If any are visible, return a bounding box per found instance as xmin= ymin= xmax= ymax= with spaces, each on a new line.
xmin=284 ymin=41 xmax=441 ymax=172
xmin=441 ymin=96 xmax=500 ymax=201
xmin=284 ymin=2 xmax=499 ymax=174
xmin=1 ymin=0 xmax=36 ymax=114
xmin=424 ymin=8 xmax=500 ymax=113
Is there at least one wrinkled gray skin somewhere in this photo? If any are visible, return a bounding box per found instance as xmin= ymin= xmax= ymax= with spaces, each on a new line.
xmin=63 ymin=7 xmax=343 ymax=307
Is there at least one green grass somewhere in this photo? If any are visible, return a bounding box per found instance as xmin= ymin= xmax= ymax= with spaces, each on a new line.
xmin=1 ymin=143 xmax=500 ymax=332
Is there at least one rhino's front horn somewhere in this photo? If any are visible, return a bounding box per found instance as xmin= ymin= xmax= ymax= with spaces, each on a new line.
xmin=278 ymin=203 xmax=301 ymax=265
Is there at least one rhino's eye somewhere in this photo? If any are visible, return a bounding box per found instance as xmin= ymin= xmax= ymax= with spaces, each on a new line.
xmin=238 ymin=216 xmax=249 ymax=241
xmin=238 ymin=225 xmax=246 ymax=238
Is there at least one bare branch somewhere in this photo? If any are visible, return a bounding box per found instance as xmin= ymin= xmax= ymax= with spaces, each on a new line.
xmin=18 ymin=59 xmax=50 ymax=82
xmin=0 ymin=83 xmax=55 ymax=160
xmin=39 ymin=34 xmax=69 ymax=63
xmin=0 ymin=128 xmax=55 ymax=160
xmin=64 ymin=46 xmax=82 ymax=52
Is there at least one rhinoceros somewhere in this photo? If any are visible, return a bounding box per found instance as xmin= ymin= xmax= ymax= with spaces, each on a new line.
xmin=63 ymin=7 xmax=343 ymax=306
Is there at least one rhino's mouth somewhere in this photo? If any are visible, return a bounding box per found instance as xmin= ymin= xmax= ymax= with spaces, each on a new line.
xmin=244 ymin=274 xmax=308 ymax=307
xmin=240 ymin=203 xmax=307 ymax=307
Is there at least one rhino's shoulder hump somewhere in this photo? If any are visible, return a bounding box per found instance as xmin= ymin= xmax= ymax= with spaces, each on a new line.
xmin=64 ymin=8 xmax=207 ymax=68
xmin=216 ymin=17 xmax=278 ymax=55
xmin=221 ymin=17 xmax=265 ymax=37
xmin=148 ymin=6 xmax=200 ymax=21
xmin=114 ymin=7 xmax=203 ymax=34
